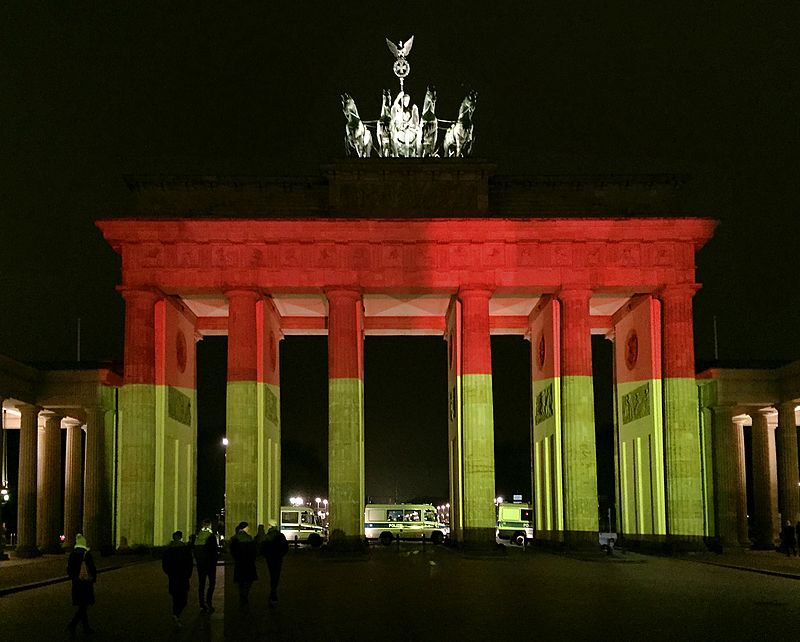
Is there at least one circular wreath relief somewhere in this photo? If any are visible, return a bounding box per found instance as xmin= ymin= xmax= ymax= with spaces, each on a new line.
xmin=624 ymin=329 xmax=639 ymax=371
xmin=176 ymin=329 xmax=188 ymax=374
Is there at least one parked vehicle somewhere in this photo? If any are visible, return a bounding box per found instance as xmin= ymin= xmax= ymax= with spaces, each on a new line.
xmin=364 ymin=503 xmax=449 ymax=545
xmin=496 ymin=503 xmax=534 ymax=546
xmin=281 ymin=506 xmax=326 ymax=547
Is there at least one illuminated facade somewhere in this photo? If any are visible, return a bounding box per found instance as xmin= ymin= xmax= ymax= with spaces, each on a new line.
xmin=97 ymin=161 xmax=718 ymax=547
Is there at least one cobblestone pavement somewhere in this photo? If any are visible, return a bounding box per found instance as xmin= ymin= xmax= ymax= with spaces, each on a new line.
xmin=2 ymin=544 xmax=800 ymax=641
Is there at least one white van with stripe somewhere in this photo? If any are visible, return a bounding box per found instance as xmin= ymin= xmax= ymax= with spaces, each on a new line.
xmin=364 ymin=503 xmax=449 ymax=545
xmin=280 ymin=506 xmax=326 ymax=547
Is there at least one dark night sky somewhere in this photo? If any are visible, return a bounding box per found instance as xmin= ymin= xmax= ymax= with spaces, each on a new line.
xmin=2 ymin=3 xmax=799 ymax=517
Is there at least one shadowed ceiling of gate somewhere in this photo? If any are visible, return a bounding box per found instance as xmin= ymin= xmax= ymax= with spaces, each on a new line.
xmin=182 ymin=292 xmax=631 ymax=336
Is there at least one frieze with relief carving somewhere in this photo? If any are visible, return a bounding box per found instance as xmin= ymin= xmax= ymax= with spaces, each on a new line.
xmin=621 ymin=383 xmax=651 ymax=425
xmin=535 ymin=383 xmax=554 ymax=424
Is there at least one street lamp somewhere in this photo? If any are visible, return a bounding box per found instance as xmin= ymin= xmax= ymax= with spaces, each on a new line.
xmin=221 ymin=437 xmax=229 ymax=447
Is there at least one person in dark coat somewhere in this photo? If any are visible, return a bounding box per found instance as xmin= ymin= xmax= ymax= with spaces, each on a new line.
xmin=162 ymin=530 xmax=194 ymax=626
xmin=261 ymin=521 xmax=289 ymax=605
xmin=66 ymin=533 xmax=97 ymax=636
xmin=193 ymin=518 xmax=219 ymax=613
xmin=780 ymin=520 xmax=797 ymax=556
xmin=230 ymin=521 xmax=258 ymax=606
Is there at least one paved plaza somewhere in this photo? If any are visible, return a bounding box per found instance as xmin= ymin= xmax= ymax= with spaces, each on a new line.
xmin=2 ymin=544 xmax=800 ymax=641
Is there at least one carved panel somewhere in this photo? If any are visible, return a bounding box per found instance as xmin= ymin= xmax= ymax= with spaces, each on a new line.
xmin=535 ymin=383 xmax=554 ymax=424
xmin=621 ymin=383 xmax=650 ymax=425
xmin=264 ymin=386 xmax=278 ymax=425
xmin=168 ymin=386 xmax=192 ymax=426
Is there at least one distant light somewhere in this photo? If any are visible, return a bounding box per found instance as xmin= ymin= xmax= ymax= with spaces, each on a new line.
xmin=496 ymin=496 xmax=504 ymax=505
xmin=323 ymin=499 xmax=328 ymax=506
xmin=316 ymin=497 xmax=321 ymax=503
xmin=221 ymin=437 xmax=229 ymax=447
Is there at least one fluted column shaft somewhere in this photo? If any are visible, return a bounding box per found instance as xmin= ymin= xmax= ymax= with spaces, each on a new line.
xmin=326 ymin=288 xmax=365 ymax=541
xmin=83 ymin=406 xmax=107 ymax=549
xmin=16 ymin=404 xmax=39 ymax=555
xmin=39 ymin=411 xmax=63 ymax=553
xmin=225 ymin=289 xmax=261 ymax=538
xmin=458 ymin=288 xmax=496 ymax=545
xmin=119 ymin=287 xmax=159 ymax=547
xmin=63 ymin=419 xmax=83 ymax=548
xmin=776 ymin=402 xmax=799 ymax=526
xmin=660 ymin=286 xmax=705 ymax=537
xmin=558 ymin=288 xmax=598 ymax=537
xmin=711 ymin=406 xmax=746 ymax=547
xmin=751 ymin=409 xmax=778 ymax=548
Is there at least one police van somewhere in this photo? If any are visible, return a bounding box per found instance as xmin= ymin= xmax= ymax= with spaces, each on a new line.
xmin=364 ymin=503 xmax=449 ymax=545
xmin=280 ymin=506 xmax=326 ymax=547
xmin=496 ymin=503 xmax=534 ymax=546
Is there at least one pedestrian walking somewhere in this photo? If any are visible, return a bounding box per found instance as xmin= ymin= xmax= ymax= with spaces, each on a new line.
xmin=193 ymin=518 xmax=219 ymax=613
xmin=66 ymin=533 xmax=97 ymax=636
xmin=162 ymin=530 xmax=194 ymax=626
xmin=230 ymin=521 xmax=258 ymax=606
xmin=261 ymin=521 xmax=289 ymax=605
xmin=780 ymin=520 xmax=797 ymax=556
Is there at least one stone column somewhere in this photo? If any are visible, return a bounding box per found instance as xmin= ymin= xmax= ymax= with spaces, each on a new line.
xmin=326 ymin=288 xmax=365 ymax=543
xmin=225 ymin=289 xmax=261 ymax=538
xmin=558 ymin=288 xmax=599 ymax=539
xmin=751 ymin=408 xmax=779 ymax=548
xmin=458 ymin=287 xmax=496 ymax=546
xmin=660 ymin=285 xmax=705 ymax=538
xmin=63 ymin=418 xmax=84 ymax=548
xmin=776 ymin=402 xmax=799 ymax=526
xmin=16 ymin=404 xmax=39 ymax=556
xmin=711 ymin=406 xmax=746 ymax=548
xmin=118 ymin=287 xmax=159 ymax=547
xmin=39 ymin=411 xmax=63 ymax=553
xmin=83 ymin=406 xmax=108 ymax=550
xmin=734 ymin=416 xmax=750 ymax=545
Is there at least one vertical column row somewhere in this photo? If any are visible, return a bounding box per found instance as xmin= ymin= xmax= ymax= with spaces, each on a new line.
xmin=751 ymin=409 xmax=779 ymax=548
xmin=711 ymin=406 xmax=747 ymax=547
xmin=39 ymin=411 xmax=63 ymax=553
xmin=458 ymin=288 xmax=496 ymax=546
xmin=224 ymin=289 xmax=260 ymax=538
xmin=118 ymin=288 xmax=159 ymax=546
xmin=63 ymin=418 xmax=84 ymax=548
xmin=558 ymin=289 xmax=599 ymax=539
xmin=326 ymin=288 xmax=365 ymax=542
xmin=776 ymin=402 xmax=800 ymax=526
xmin=16 ymin=404 xmax=39 ymax=556
xmin=660 ymin=286 xmax=705 ymax=538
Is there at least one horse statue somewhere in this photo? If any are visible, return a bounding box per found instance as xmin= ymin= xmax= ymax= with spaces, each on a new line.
xmin=376 ymin=89 xmax=395 ymax=157
xmin=443 ymin=90 xmax=477 ymax=157
xmin=390 ymin=90 xmax=421 ymax=157
xmin=341 ymin=93 xmax=373 ymax=158
xmin=420 ymin=85 xmax=437 ymax=157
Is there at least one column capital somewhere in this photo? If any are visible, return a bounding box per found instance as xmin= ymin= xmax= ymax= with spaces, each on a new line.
xmin=324 ymin=286 xmax=362 ymax=301
xmin=117 ymin=286 xmax=163 ymax=303
xmin=224 ymin=287 xmax=262 ymax=300
xmin=556 ymin=287 xmax=593 ymax=301
xmin=63 ymin=417 xmax=83 ymax=429
xmin=778 ymin=401 xmax=798 ymax=413
xmin=457 ymin=285 xmax=493 ymax=300
xmin=15 ymin=402 xmax=41 ymax=416
xmin=40 ymin=409 xmax=63 ymax=423
xmin=657 ymin=283 xmax=701 ymax=300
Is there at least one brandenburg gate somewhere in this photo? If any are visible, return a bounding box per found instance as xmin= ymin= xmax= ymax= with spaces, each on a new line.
xmin=98 ymin=161 xmax=716 ymax=548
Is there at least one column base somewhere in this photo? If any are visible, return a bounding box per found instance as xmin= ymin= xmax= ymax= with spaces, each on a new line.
xmin=619 ymin=534 xmax=709 ymax=554
xmin=14 ymin=545 xmax=42 ymax=558
xmin=323 ymin=531 xmax=368 ymax=555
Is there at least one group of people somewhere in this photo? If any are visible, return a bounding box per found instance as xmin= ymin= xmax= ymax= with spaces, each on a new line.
xmin=161 ymin=519 xmax=288 ymax=625
xmin=228 ymin=521 xmax=289 ymax=608
xmin=161 ymin=517 xmax=219 ymax=626
xmin=779 ymin=520 xmax=800 ymax=556
xmin=65 ymin=517 xmax=288 ymax=635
